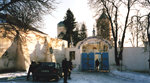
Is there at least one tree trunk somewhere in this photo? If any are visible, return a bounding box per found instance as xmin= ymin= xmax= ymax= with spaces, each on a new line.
xmin=119 ymin=0 xmax=131 ymax=61
xmin=114 ymin=37 xmax=120 ymax=65
xmin=147 ymin=13 xmax=150 ymax=72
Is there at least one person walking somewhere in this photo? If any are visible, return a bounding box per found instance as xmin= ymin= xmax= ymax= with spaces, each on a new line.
xmin=62 ymin=58 xmax=69 ymax=83
xmin=68 ymin=59 xmax=73 ymax=79
xmin=27 ymin=61 xmax=38 ymax=81
xmin=95 ymin=59 xmax=100 ymax=71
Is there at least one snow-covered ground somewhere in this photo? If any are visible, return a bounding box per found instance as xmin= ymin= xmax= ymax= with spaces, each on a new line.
xmin=0 ymin=70 xmax=150 ymax=83
xmin=111 ymin=70 xmax=150 ymax=83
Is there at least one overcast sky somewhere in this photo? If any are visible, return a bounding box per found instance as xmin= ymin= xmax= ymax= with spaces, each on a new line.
xmin=41 ymin=0 xmax=95 ymax=38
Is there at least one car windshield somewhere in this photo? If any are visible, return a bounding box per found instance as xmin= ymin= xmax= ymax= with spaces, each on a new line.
xmin=41 ymin=62 xmax=55 ymax=67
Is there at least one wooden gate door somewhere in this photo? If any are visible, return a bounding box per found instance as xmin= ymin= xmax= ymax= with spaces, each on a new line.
xmin=88 ymin=52 xmax=94 ymax=70
xmin=81 ymin=53 xmax=88 ymax=70
xmin=101 ymin=52 xmax=109 ymax=72
xmin=81 ymin=52 xmax=94 ymax=70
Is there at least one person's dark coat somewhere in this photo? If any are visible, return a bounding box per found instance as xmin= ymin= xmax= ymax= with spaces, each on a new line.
xmin=62 ymin=58 xmax=69 ymax=83
xmin=95 ymin=59 xmax=99 ymax=67
xmin=68 ymin=60 xmax=72 ymax=70
xmin=68 ymin=60 xmax=72 ymax=79
xmin=62 ymin=58 xmax=69 ymax=72
xmin=27 ymin=61 xmax=39 ymax=80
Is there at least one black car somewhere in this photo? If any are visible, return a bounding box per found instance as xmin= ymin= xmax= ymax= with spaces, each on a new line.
xmin=32 ymin=62 xmax=62 ymax=81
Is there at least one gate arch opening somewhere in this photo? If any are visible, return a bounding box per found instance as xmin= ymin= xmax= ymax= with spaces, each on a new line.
xmin=76 ymin=36 xmax=112 ymax=50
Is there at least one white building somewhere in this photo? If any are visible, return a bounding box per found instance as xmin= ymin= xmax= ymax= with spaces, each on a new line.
xmin=0 ymin=23 xmax=68 ymax=71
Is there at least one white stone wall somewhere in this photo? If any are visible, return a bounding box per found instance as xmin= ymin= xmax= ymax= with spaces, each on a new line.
xmin=108 ymin=48 xmax=115 ymax=65
xmin=106 ymin=47 xmax=149 ymax=72
xmin=66 ymin=47 xmax=81 ymax=69
xmin=122 ymin=47 xmax=149 ymax=71
xmin=48 ymin=38 xmax=68 ymax=64
xmin=0 ymin=41 xmax=17 ymax=71
xmin=26 ymin=31 xmax=49 ymax=62
xmin=26 ymin=31 xmax=68 ymax=64
xmin=0 ymin=25 xmax=17 ymax=71
xmin=66 ymin=47 xmax=149 ymax=72
xmin=0 ymin=25 xmax=68 ymax=71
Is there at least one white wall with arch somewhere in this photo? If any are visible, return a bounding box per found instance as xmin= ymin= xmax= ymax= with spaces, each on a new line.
xmin=65 ymin=37 xmax=149 ymax=72
xmin=65 ymin=36 xmax=113 ymax=70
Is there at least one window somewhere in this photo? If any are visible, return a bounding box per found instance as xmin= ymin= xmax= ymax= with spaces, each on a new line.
xmin=69 ymin=51 xmax=75 ymax=60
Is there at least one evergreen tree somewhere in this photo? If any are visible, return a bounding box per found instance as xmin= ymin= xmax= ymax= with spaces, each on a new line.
xmin=72 ymin=27 xmax=80 ymax=46
xmin=63 ymin=9 xmax=76 ymax=46
xmin=79 ymin=23 xmax=87 ymax=41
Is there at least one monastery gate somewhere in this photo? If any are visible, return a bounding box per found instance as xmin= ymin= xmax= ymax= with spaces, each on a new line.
xmin=76 ymin=36 xmax=112 ymax=71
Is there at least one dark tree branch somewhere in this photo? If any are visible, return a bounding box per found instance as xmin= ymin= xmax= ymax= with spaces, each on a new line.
xmin=0 ymin=0 xmax=56 ymax=29
xmin=0 ymin=0 xmax=19 ymax=11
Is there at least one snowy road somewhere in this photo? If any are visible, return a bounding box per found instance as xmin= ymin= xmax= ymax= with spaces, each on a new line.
xmin=0 ymin=70 xmax=150 ymax=83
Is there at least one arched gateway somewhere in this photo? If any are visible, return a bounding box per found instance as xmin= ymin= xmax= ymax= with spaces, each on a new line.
xmin=76 ymin=36 xmax=112 ymax=49
xmin=76 ymin=36 xmax=112 ymax=71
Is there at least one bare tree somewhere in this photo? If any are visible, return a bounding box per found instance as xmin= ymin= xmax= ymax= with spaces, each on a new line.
xmin=0 ymin=0 xmax=56 ymax=43
xmin=145 ymin=1 xmax=150 ymax=44
xmin=131 ymin=0 xmax=150 ymax=72
xmin=128 ymin=22 xmax=136 ymax=47
xmin=128 ymin=13 xmax=148 ymax=47
xmin=0 ymin=0 xmax=56 ymax=29
xmin=146 ymin=1 xmax=150 ymax=71
xmin=89 ymin=0 xmax=142 ymax=66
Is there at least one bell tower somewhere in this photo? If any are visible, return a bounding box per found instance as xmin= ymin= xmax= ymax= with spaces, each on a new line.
xmin=57 ymin=21 xmax=66 ymax=39
xmin=96 ymin=9 xmax=111 ymax=40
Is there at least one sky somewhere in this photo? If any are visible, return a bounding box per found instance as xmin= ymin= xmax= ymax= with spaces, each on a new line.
xmin=39 ymin=0 xmax=149 ymax=47
xmin=41 ymin=0 xmax=95 ymax=38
